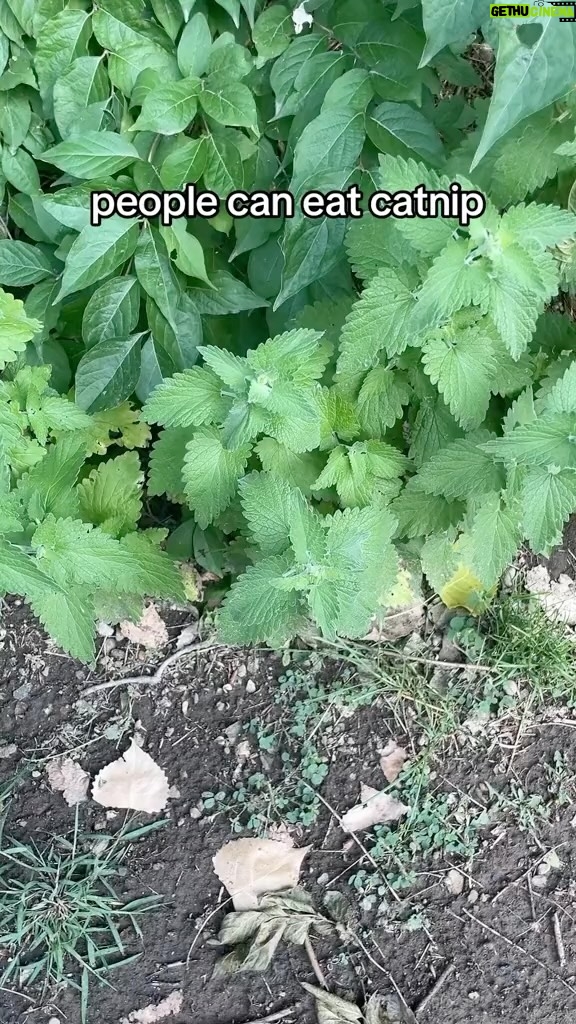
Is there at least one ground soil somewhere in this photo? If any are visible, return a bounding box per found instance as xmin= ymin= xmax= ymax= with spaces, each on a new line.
xmin=2 ymin=600 xmax=576 ymax=1024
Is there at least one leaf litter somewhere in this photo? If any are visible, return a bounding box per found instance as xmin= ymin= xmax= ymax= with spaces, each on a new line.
xmin=46 ymin=757 xmax=90 ymax=806
xmin=212 ymin=837 xmax=311 ymax=910
xmin=120 ymin=990 xmax=183 ymax=1024
xmin=119 ymin=603 xmax=169 ymax=649
xmin=379 ymin=741 xmax=409 ymax=783
xmin=92 ymin=739 xmax=170 ymax=813
xmin=341 ymin=784 xmax=409 ymax=832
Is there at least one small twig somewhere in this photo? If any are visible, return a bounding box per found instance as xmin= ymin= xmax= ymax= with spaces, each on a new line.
xmin=415 ymin=963 xmax=455 ymax=1017
xmin=304 ymin=936 xmax=327 ymax=989
xmin=459 ymin=909 xmax=576 ymax=995
xmin=82 ymin=640 xmax=221 ymax=696
xmin=311 ymin=789 xmax=402 ymax=904
xmin=349 ymin=931 xmax=416 ymax=1021
xmin=241 ymin=1008 xmax=298 ymax=1024
xmin=526 ymin=874 xmax=537 ymax=923
xmin=553 ymin=912 xmax=567 ymax=968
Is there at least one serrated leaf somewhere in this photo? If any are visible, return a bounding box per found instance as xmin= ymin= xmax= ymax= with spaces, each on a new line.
xmin=143 ymin=366 xmax=229 ymax=428
xmin=357 ymin=367 xmax=412 ymax=436
xmin=392 ymin=479 xmax=465 ymax=539
xmin=468 ymin=493 xmax=521 ymax=588
xmin=337 ymin=269 xmax=416 ymax=378
xmin=0 ymin=288 xmax=42 ymax=369
xmin=240 ymin=472 xmax=302 ymax=555
xmin=17 ymin=434 xmax=87 ymax=521
xmin=77 ymin=451 xmax=143 ymax=537
xmin=219 ymin=551 xmax=305 ymax=646
xmin=481 ymin=415 xmax=576 ymax=468
xmin=422 ymin=322 xmax=496 ymax=430
xmin=183 ymin=425 xmax=251 ymax=528
xmin=30 ymin=587 xmax=96 ymax=662
xmin=522 ymin=465 xmax=576 ymax=555
xmin=417 ymin=438 xmax=505 ymax=500
xmin=148 ymin=426 xmax=194 ymax=501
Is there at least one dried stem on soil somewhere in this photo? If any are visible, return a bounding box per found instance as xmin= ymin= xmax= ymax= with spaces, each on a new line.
xmin=241 ymin=1009 xmax=299 ymax=1024
xmin=552 ymin=912 xmax=567 ymax=968
xmin=415 ymin=963 xmax=455 ymax=1017
xmin=459 ymin=909 xmax=576 ymax=995
xmin=82 ymin=640 xmax=222 ymax=695
xmin=304 ymin=935 xmax=327 ymax=989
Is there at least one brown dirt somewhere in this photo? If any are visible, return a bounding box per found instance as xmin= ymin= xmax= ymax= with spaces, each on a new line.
xmin=2 ymin=601 xmax=576 ymax=1024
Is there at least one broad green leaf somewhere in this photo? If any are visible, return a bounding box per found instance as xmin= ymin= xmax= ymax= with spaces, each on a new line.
xmin=82 ymin=277 xmax=140 ymax=349
xmin=481 ymin=414 xmax=576 ymax=468
xmin=131 ymin=77 xmax=201 ymax=134
xmin=162 ymin=221 xmax=211 ymax=284
xmin=150 ymin=0 xmax=184 ymax=40
xmin=219 ymin=551 xmax=305 ymax=646
xmin=473 ymin=20 xmax=576 ymax=167
xmin=0 ymin=241 xmax=56 ymax=286
xmin=75 ymin=334 xmax=143 ymax=413
xmin=92 ymin=6 xmax=177 ymax=96
xmin=422 ymin=322 xmax=496 ymax=430
xmin=522 ymin=465 xmax=576 ymax=555
xmin=0 ymin=287 xmax=42 ymax=369
xmin=417 ymin=438 xmax=505 ymax=500
xmin=143 ymin=366 xmax=230 ymax=428
xmin=253 ymin=5 xmax=293 ymax=65
xmin=77 ymin=450 xmax=143 ymax=537
xmin=134 ymin=225 xmax=182 ymax=330
xmin=1 ymin=147 xmax=40 ymax=196
xmin=420 ymin=0 xmax=484 ymax=65
xmin=35 ymin=9 xmax=92 ymax=108
xmin=177 ymin=13 xmax=212 ymax=77
xmin=203 ymin=133 xmax=244 ymax=194
xmin=337 ymin=268 xmax=417 ymax=377
xmin=148 ymin=426 xmax=195 ymax=500
xmin=368 ymin=101 xmax=445 ymax=165
xmin=30 ymin=587 xmax=96 ymax=662
xmin=200 ymin=74 xmax=259 ymax=129
xmin=56 ymin=218 xmax=140 ymax=302
xmin=42 ymin=132 xmax=140 ymax=179
xmin=160 ymin=136 xmax=206 ymax=189
xmin=53 ymin=56 xmax=109 ymax=139
xmin=0 ymin=90 xmax=31 ymax=149
xmin=468 ymin=493 xmax=521 ymax=587
xmin=357 ymin=367 xmax=412 ymax=436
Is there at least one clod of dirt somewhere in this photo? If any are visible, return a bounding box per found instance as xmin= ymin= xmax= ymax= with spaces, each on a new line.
xmin=525 ymin=566 xmax=576 ymax=625
xmin=46 ymin=757 xmax=90 ymax=806
xmin=120 ymin=990 xmax=183 ymax=1023
xmin=379 ymin=740 xmax=409 ymax=783
xmin=120 ymin=604 xmax=169 ymax=649
xmin=212 ymin=837 xmax=310 ymax=911
xmin=341 ymin=783 xmax=409 ymax=832
xmin=0 ymin=743 xmax=17 ymax=759
xmin=92 ymin=739 xmax=170 ymax=813
xmin=445 ymin=868 xmax=465 ymax=895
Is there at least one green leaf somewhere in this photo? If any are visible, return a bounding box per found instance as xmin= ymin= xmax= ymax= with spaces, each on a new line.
xmin=35 ymin=9 xmax=92 ymax=108
xmin=0 ymin=89 xmax=31 ymax=149
xmin=77 ymin=450 xmax=143 ymax=537
xmin=160 ymin=136 xmax=206 ymax=189
xmin=468 ymin=493 xmax=521 ymax=588
xmin=42 ymin=131 xmax=140 ymax=179
xmin=392 ymin=479 xmax=464 ymax=539
xmin=313 ymin=441 xmax=407 ymax=507
xmin=132 ymin=77 xmax=201 ymax=134
xmin=420 ymin=0 xmax=484 ymax=65
xmin=368 ymin=101 xmax=444 ymax=165
xmin=17 ymin=434 xmax=87 ymax=521
xmin=143 ymin=366 xmax=230 ymax=428
xmin=177 ymin=14 xmax=212 ymax=77
xmin=53 ymin=56 xmax=109 ymax=139
xmin=75 ymin=335 xmax=143 ymax=413
xmin=56 ymin=218 xmax=140 ymax=302
xmin=357 ymin=367 xmax=412 ymax=436
xmin=92 ymin=5 xmax=178 ymax=96
xmin=219 ymin=551 xmax=304 ymax=646
xmin=417 ymin=438 xmax=505 ymax=500
xmin=32 ymin=514 xmax=143 ymax=592
xmin=481 ymin=415 xmax=576 ymax=468
xmin=82 ymin=277 xmax=140 ymax=349
xmin=253 ymin=5 xmax=293 ymax=64
xmin=182 ymin=425 xmax=251 ymax=528
xmin=30 ymin=587 xmax=96 ymax=662
xmin=337 ymin=269 xmax=416 ymax=378
xmin=148 ymin=426 xmax=194 ymax=501
xmin=0 ymin=288 xmax=42 ymax=369
xmin=134 ymin=225 xmax=181 ymax=330
xmin=240 ymin=472 xmax=303 ymax=556
xmin=2 ymin=147 xmax=41 ymax=197
xmin=0 ymin=241 xmax=56 ymax=286
xmin=422 ymin=321 xmax=496 ymax=431
xmin=162 ymin=221 xmax=211 ymax=284
xmin=473 ymin=20 xmax=576 ymax=168
xmin=203 ymin=133 xmax=243 ymax=195
xmin=522 ymin=466 xmax=576 ymax=555
xmin=200 ymin=74 xmax=258 ymax=129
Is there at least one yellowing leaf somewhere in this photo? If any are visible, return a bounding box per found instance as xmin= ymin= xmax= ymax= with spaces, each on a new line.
xmin=119 ymin=603 xmax=169 ymax=649
xmin=212 ymin=837 xmax=310 ymax=911
xmin=440 ymin=563 xmax=492 ymax=613
xmin=92 ymin=739 xmax=170 ymax=812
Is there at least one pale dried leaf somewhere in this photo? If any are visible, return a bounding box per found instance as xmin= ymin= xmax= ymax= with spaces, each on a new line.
xmin=180 ymin=563 xmax=203 ymax=602
xmin=46 ymin=758 xmax=90 ymax=806
xmin=379 ymin=740 xmax=409 ymax=783
xmin=120 ymin=990 xmax=183 ymax=1024
xmin=365 ymin=994 xmax=417 ymax=1024
xmin=302 ymin=983 xmax=362 ymax=1023
xmin=213 ymin=837 xmax=310 ymax=910
xmin=444 ymin=868 xmax=464 ymax=895
xmin=92 ymin=739 xmax=169 ymax=813
xmin=120 ymin=604 xmax=169 ymax=649
xmin=341 ymin=784 xmax=409 ymax=832
xmin=525 ymin=567 xmax=576 ymax=625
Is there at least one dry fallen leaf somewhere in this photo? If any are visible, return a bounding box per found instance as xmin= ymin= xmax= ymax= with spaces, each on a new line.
xmin=92 ymin=739 xmax=169 ymax=813
xmin=379 ymin=740 xmax=409 ymax=783
xmin=46 ymin=758 xmax=90 ymax=807
xmin=341 ymin=784 xmax=409 ymax=833
xmin=120 ymin=990 xmax=183 ymax=1024
xmin=120 ymin=603 xmax=169 ymax=649
xmin=213 ymin=837 xmax=310 ymax=911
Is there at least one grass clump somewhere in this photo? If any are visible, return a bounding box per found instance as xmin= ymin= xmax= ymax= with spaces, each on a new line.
xmin=0 ymin=814 xmax=162 ymax=1022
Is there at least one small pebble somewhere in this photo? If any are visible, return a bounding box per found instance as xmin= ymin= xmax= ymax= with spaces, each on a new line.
xmin=468 ymin=992 xmax=480 ymax=1001
xmin=97 ymin=621 xmax=114 ymax=638
xmin=0 ymin=743 xmax=17 ymax=759
xmin=13 ymin=681 xmax=32 ymax=700
xmin=468 ymin=889 xmax=479 ymax=904
xmin=190 ymin=807 xmax=202 ymax=820
xmin=317 ymin=873 xmax=330 ymax=885
xmin=245 ymin=680 xmax=256 ymax=693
